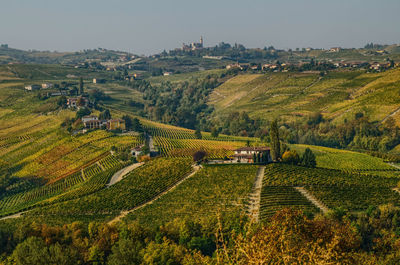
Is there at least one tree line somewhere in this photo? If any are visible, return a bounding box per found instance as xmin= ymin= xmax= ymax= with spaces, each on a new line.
xmin=1 ymin=205 xmax=400 ymax=264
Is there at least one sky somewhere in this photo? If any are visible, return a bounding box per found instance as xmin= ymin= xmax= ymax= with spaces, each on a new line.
xmin=1 ymin=0 xmax=400 ymax=55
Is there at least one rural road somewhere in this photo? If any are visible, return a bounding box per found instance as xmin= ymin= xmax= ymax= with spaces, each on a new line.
xmin=108 ymin=164 xmax=201 ymax=225
xmin=107 ymin=162 xmax=144 ymax=186
xmin=295 ymin=187 xmax=329 ymax=213
xmin=0 ymin=211 xmax=28 ymax=221
xmin=388 ymin=163 xmax=400 ymax=170
xmin=247 ymin=166 xmax=265 ymax=222
xmin=381 ymin=106 xmax=400 ymax=123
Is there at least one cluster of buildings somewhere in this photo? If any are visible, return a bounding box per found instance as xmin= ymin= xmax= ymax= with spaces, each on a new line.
xmin=182 ymin=37 xmax=204 ymax=51
xmin=226 ymin=60 xmax=398 ymax=73
xmin=24 ymin=83 xmax=53 ymax=91
xmin=81 ymin=115 xmax=126 ymax=131
xmin=334 ymin=61 xmax=397 ymax=71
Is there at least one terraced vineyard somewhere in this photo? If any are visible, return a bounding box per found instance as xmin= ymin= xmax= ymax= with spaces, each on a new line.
xmin=25 ymin=158 xmax=193 ymax=223
xmin=209 ymin=69 xmax=400 ymax=125
xmin=259 ymin=163 xmax=400 ymax=221
xmin=154 ymin=137 xmax=247 ymax=159
xmin=127 ymin=164 xmax=258 ymax=226
xmin=142 ymin=120 xmax=253 ymax=142
xmin=47 ymin=164 xmax=125 ymax=204
xmin=141 ymin=120 xmax=259 ymax=159
xmin=4 ymin=129 xmax=144 ymax=181
xmin=0 ymin=154 xmax=124 ymax=217
xmin=260 ymin=186 xmax=319 ymax=220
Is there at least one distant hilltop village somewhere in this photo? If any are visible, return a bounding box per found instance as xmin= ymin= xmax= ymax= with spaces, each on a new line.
xmin=182 ymin=37 xmax=204 ymax=51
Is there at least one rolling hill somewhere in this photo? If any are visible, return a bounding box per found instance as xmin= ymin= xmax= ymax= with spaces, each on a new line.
xmin=209 ymin=68 xmax=400 ymax=125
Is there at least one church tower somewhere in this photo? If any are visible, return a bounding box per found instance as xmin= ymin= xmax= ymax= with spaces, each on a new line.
xmin=200 ymin=36 xmax=203 ymax=47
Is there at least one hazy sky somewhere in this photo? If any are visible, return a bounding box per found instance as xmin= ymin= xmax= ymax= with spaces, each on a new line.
xmin=1 ymin=0 xmax=400 ymax=55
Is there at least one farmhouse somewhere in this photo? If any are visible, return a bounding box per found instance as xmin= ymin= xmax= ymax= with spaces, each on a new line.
xmin=231 ymin=147 xmax=271 ymax=163
xmin=82 ymin=116 xmax=108 ymax=129
xmin=46 ymin=91 xmax=67 ymax=97
xmin=131 ymin=145 xmax=144 ymax=157
xmin=370 ymin=62 xmax=385 ymax=71
xmin=24 ymin=84 xmax=41 ymax=91
xmin=329 ymin=47 xmax=341 ymax=52
xmin=41 ymin=83 xmax=53 ymax=89
xmin=67 ymin=98 xmax=78 ymax=108
xmin=83 ymin=119 xmax=103 ymax=129
xmin=93 ymin=78 xmax=106 ymax=84
xmin=81 ymin=115 xmax=98 ymax=123
xmin=226 ymin=63 xmax=249 ymax=70
xmin=67 ymin=97 xmax=88 ymax=108
xmin=107 ymin=119 xmax=126 ymax=130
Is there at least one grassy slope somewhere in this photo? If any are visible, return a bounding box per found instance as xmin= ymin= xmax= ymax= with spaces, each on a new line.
xmin=209 ymin=69 xmax=400 ymax=125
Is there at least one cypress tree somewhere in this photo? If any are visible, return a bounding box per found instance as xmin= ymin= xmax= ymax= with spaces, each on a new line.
xmin=262 ymin=151 xmax=268 ymax=163
xmin=270 ymin=119 xmax=280 ymax=161
xmin=79 ymin=77 xmax=84 ymax=95
xmin=195 ymin=128 xmax=202 ymax=139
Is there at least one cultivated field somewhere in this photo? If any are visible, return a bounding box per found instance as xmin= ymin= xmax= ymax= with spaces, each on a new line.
xmin=209 ymin=69 xmax=400 ymax=125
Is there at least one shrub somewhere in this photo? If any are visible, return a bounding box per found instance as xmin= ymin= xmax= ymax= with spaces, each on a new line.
xmin=193 ymin=150 xmax=207 ymax=162
xmin=138 ymin=155 xmax=151 ymax=163
xmin=282 ymin=150 xmax=300 ymax=165
xmin=301 ymin=148 xmax=317 ymax=168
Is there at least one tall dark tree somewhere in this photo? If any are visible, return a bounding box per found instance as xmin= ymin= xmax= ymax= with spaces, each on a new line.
xmin=270 ymin=119 xmax=281 ymax=161
xmin=122 ymin=115 xmax=132 ymax=130
xmin=211 ymin=127 xmax=219 ymax=138
xmin=79 ymin=77 xmax=84 ymax=95
xmin=193 ymin=150 xmax=206 ymax=162
xmin=195 ymin=128 xmax=202 ymax=139
xmin=301 ymin=148 xmax=317 ymax=168
xmin=262 ymin=151 xmax=269 ymax=163
xmin=99 ymin=109 xmax=111 ymax=120
xmin=132 ymin=118 xmax=143 ymax=132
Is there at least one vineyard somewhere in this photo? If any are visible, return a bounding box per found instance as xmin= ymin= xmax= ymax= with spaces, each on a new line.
xmin=0 ymin=154 xmax=124 ymax=217
xmin=154 ymin=137 xmax=247 ymax=159
xmin=139 ymin=119 xmax=260 ymax=159
xmin=142 ymin=120 xmax=253 ymax=142
xmin=127 ymin=164 xmax=259 ymax=226
xmin=291 ymin=144 xmax=397 ymax=171
xmin=24 ymin=158 xmax=193 ymax=223
xmin=259 ymin=163 xmax=400 ymax=221
xmin=209 ymin=69 xmax=400 ymax=125
xmin=3 ymin=129 xmax=143 ymax=181
xmin=259 ymin=186 xmax=319 ymax=220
